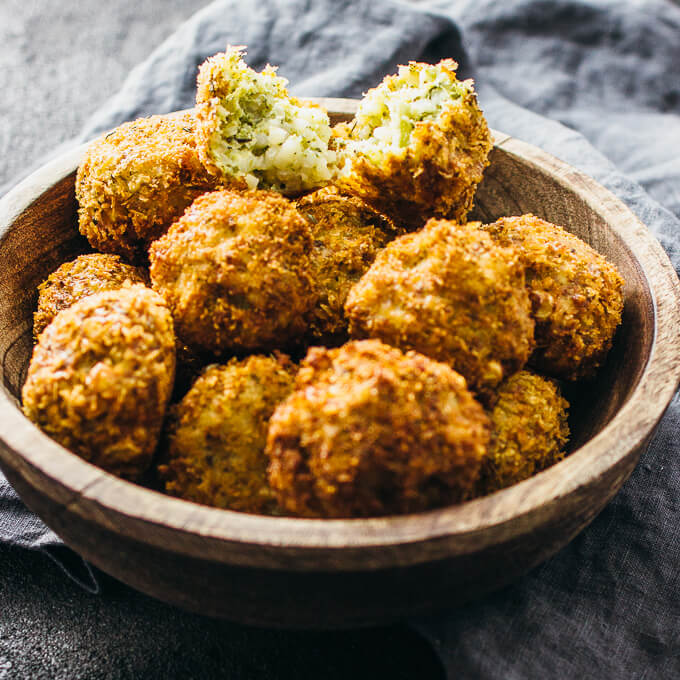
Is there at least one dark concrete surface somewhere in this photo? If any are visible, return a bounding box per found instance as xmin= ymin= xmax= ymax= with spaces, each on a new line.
xmin=0 ymin=2 xmax=444 ymax=678
xmin=0 ymin=544 xmax=444 ymax=679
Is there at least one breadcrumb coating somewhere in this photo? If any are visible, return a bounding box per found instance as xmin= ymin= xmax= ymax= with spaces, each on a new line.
xmin=22 ymin=285 xmax=176 ymax=480
xmin=266 ymin=339 xmax=490 ymax=518
xmin=33 ymin=253 xmax=148 ymax=339
xmin=76 ymin=112 xmax=220 ymax=263
xmin=482 ymin=214 xmax=625 ymax=380
xmin=149 ymin=189 xmax=317 ymax=355
xmin=335 ymin=59 xmax=491 ymax=229
xmin=478 ymin=370 xmax=570 ymax=494
xmin=159 ymin=354 xmax=296 ymax=514
xmin=345 ymin=220 xmax=535 ymax=404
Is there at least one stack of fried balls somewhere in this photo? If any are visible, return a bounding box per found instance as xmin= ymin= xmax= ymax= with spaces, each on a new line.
xmin=22 ymin=47 xmax=624 ymax=518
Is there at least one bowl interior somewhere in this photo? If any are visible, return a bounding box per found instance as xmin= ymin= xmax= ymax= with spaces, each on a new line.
xmin=1 ymin=170 xmax=89 ymax=400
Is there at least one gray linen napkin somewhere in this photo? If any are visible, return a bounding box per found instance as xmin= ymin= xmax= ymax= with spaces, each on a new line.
xmin=2 ymin=1 xmax=679 ymax=676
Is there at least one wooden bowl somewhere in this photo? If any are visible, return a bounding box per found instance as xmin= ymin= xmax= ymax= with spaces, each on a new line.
xmin=1 ymin=99 xmax=679 ymax=629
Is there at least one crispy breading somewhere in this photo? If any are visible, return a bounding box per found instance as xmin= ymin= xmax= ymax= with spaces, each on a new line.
xmin=22 ymin=285 xmax=176 ymax=480
xmin=345 ymin=220 xmax=535 ymax=404
xmin=76 ymin=112 xmax=220 ymax=263
xmin=295 ymin=186 xmax=401 ymax=344
xmin=33 ymin=253 xmax=148 ymax=339
xmin=482 ymin=214 xmax=625 ymax=380
xmin=149 ymin=189 xmax=317 ymax=355
xmin=266 ymin=339 xmax=490 ymax=518
xmin=159 ymin=354 xmax=296 ymax=514
xmin=335 ymin=59 xmax=492 ymax=229
xmin=477 ymin=370 xmax=570 ymax=494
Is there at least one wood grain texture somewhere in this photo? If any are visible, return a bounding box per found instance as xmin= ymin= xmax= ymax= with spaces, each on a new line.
xmin=0 ymin=99 xmax=679 ymax=628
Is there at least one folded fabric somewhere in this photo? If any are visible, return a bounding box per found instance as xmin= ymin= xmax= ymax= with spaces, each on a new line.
xmin=1 ymin=1 xmax=679 ymax=677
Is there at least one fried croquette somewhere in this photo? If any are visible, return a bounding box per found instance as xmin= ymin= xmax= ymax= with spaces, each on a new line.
xmin=481 ymin=214 xmax=625 ymax=380
xmin=477 ymin=370 xmax=570 ymax=494
xmin=296 ymin=186 xmax=401 ymax=344
xmin=22 ymin=285 xmax=176 ymax=480
xmin=149 ymin=189 xmax=316 ymax=355
xmin=345 ymin=220 xmax=535 ymax=403
xmin=195 ymin=46 xmax=338 ymax=194
xmin=266 ymin=339 xmax=490 ymax=518
xmin=76 ymin=112 xmax=220 ymax=263
xmin=33 ymin=253 xmax=148 ymax=339
xmin=159 ymin=354 xmax=296 ymax=513
xmin=335 ymin=59 xmax=492 ymax=229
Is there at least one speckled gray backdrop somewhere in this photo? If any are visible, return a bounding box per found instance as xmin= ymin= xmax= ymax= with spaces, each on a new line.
xmin=0 ymin=1 xmax=210 ymax=192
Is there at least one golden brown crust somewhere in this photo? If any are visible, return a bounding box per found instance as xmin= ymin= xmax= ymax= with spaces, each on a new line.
xmin=295 ymin=186 xmax=401 ymax=344
xmin=477 ymin=370 xmax=570 ymax=494
xmin=33 ymin=253 xmax=148 ymax=339
xmin=345 ymin=220 xmax=535 ymax=404
xmin=266 ymin=339 xmax=490 ymax=518
xmin=76 ymin=112 xmax=221 ymax=263
xmin=149 ymin=189 xmax=317 ymax=355
xmin=159 ymin=354 xmax=296 ymax=514
xmin=336 ymin=89 xmax=492 ymax=230
xmin=22 ymin=285 xmax=176 ymax=480
xmin=482 ymin=214 xmax=625 ymax=380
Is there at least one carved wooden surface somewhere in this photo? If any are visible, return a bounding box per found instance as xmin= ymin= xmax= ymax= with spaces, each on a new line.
xmin=0 ymin=99 xmax=678 ymax=628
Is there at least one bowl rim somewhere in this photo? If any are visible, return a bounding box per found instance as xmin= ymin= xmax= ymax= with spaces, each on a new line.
xmin=1 ymin=98 xmax=679 ymax=571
